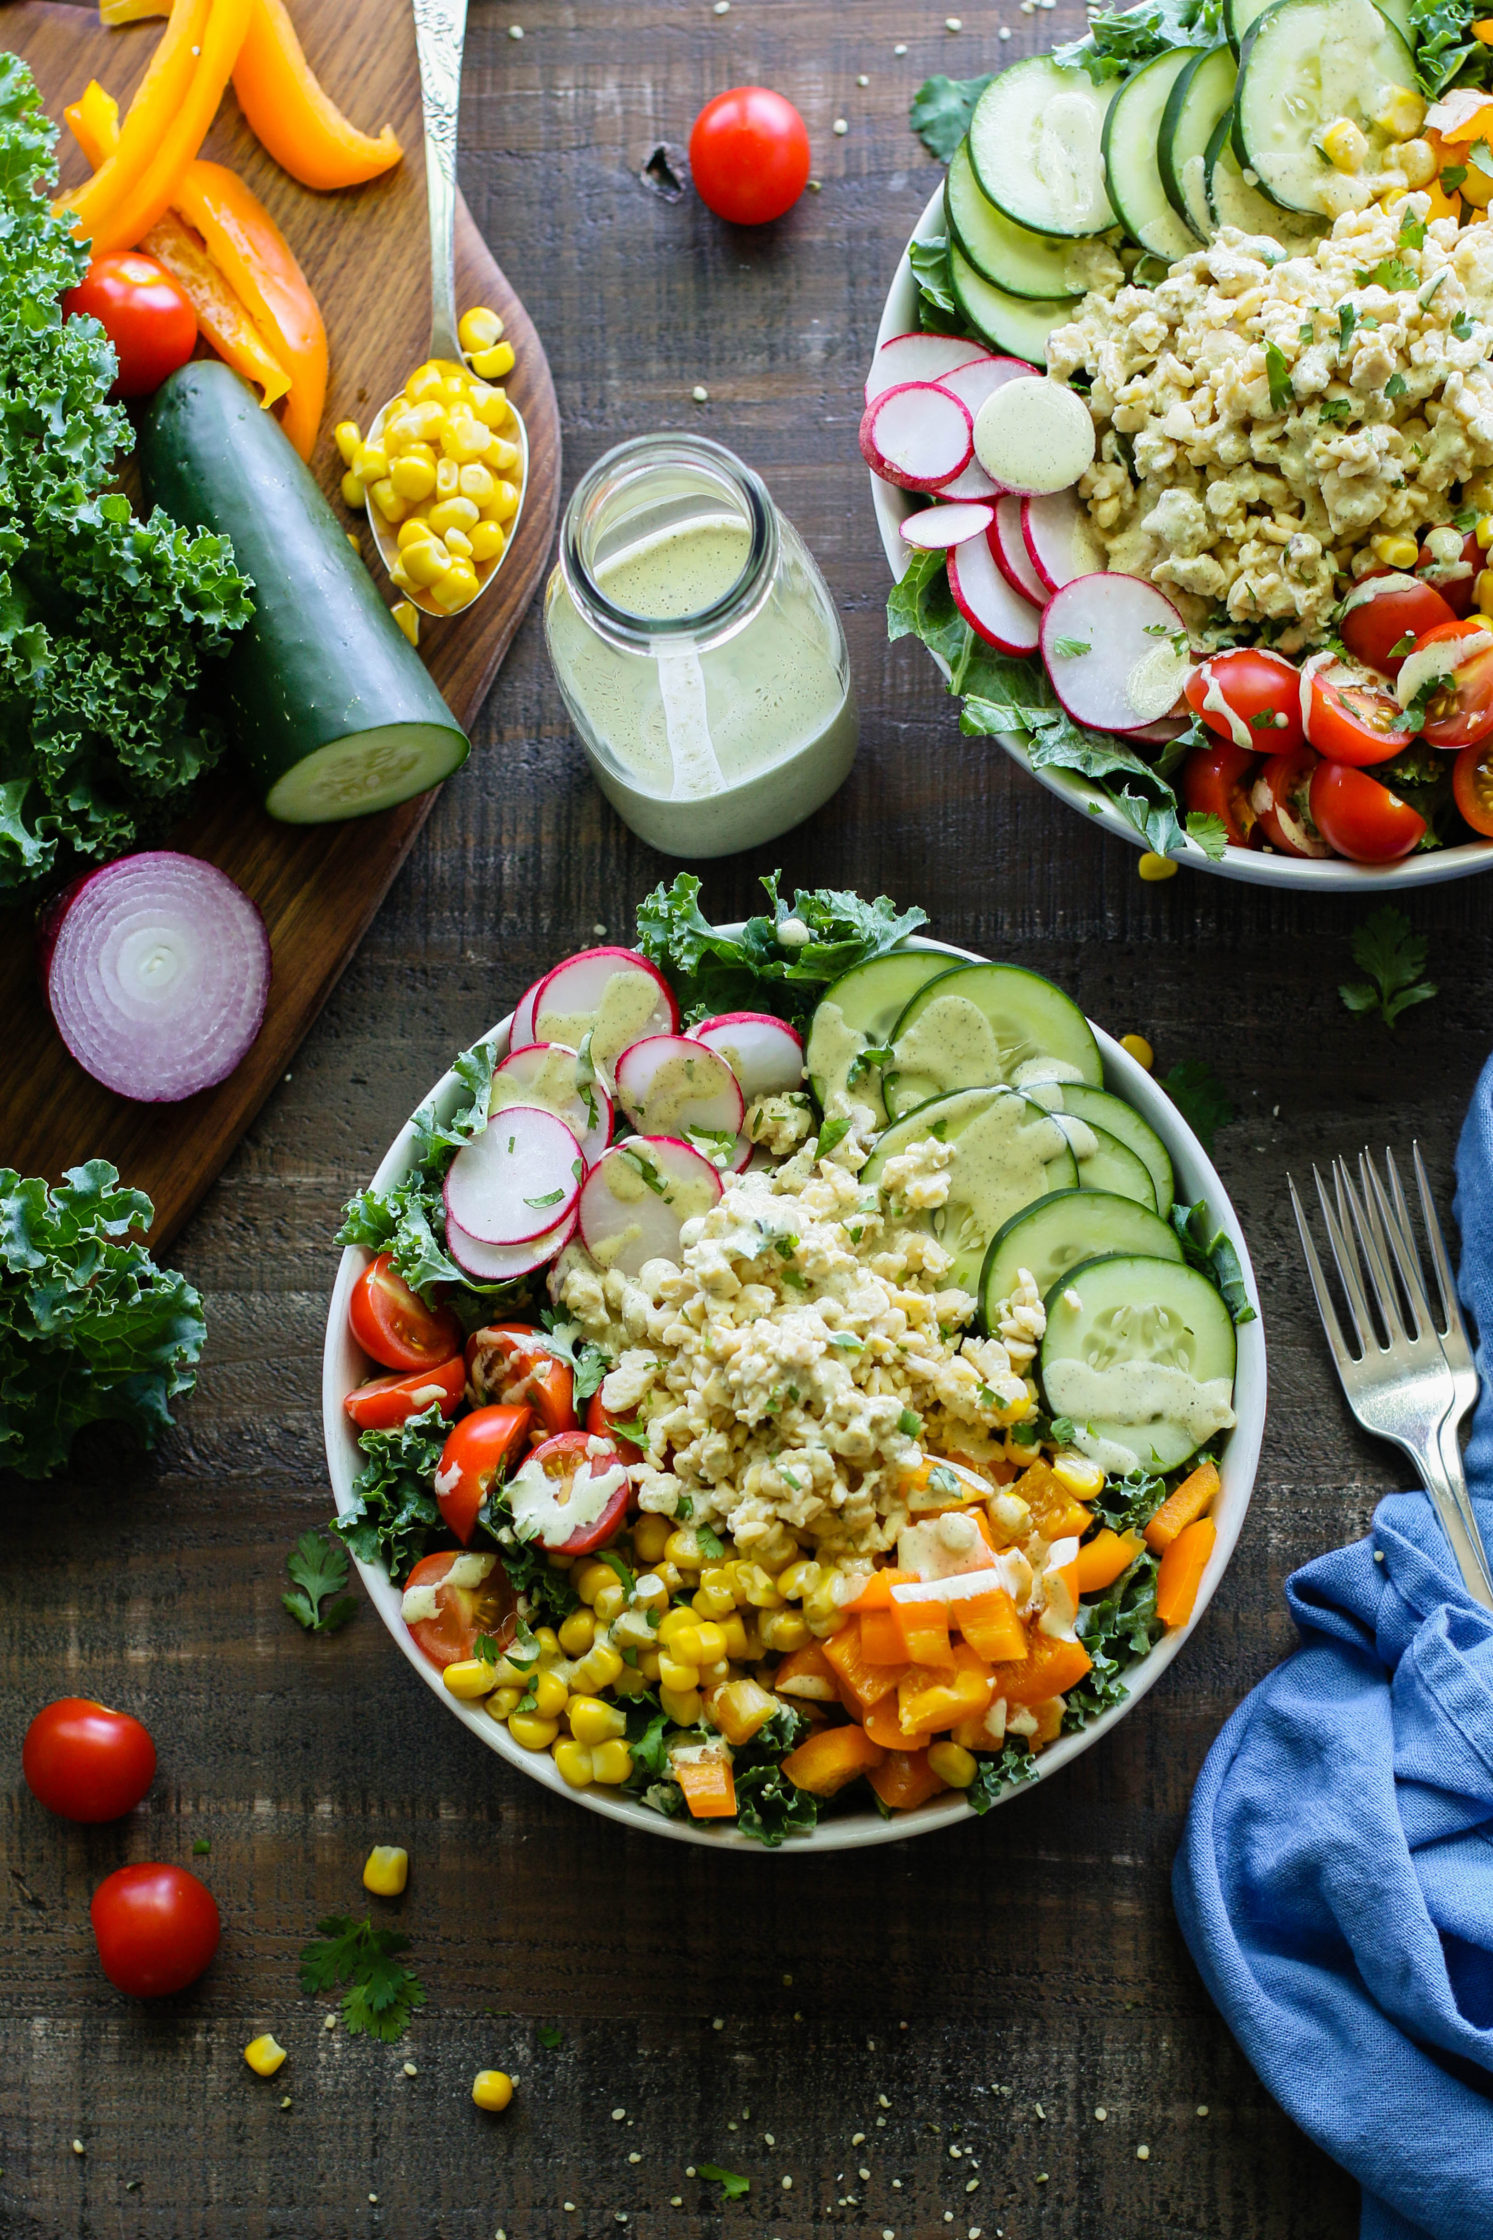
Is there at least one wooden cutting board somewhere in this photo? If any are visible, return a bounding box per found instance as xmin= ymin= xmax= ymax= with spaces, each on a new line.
xmin=1 ymin=0 xmax=560 ymax=1243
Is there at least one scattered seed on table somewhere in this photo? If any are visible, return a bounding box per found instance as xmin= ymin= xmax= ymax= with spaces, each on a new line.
xmin=894 ymin=39 xmax=907 ymax=51
xmin=1197 ymin=2106 xmax=1210 ymax=2117
xmin=857 ymin=72 xmax=870 ymax=83
xmin=712 ymin=2018 xmax=725 ymax=2031
xmin=508 ymin=21 xmax=523 ymax=33
xmin=765 ymin=2134 xmax=776 ymax=2146
xmin=324 ymin=2015 xmax=336 ymax=2031
xmin=1094 ymin=2107 xmax=1107 ymax=2122
xmin=1036 ymin=2174 xmax=1049 ymax=2185
xmin=833 ymin=118 xmax=848 ymax=134
xmin=72 ymin=2142 xmax=85 ymax=2157
xmin=369 ymin=2195 xmax=378 ymax=2205
xmin=946 ymin=13 xmax=962 ymax=24
xmin=404 ymin=2063 xmax=417 ymax=2078
xmin=280 ymin=2098 xmax=292 ymax=2112
xmin=612 ymin=2109 xmax=626 ymax=2122
xmin=1137 ymin=2144 xmax=1151 ymax=2161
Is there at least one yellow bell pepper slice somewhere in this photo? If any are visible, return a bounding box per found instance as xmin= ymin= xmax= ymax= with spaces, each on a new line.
xmin=232 ymin=0 xmax=401 ymax=191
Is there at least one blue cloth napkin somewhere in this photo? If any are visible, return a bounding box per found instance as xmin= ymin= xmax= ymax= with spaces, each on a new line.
xmin=1173 ymin=1058 xmax=1493 ymax=2240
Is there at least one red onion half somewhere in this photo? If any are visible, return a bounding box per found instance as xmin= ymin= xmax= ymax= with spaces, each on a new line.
xmin=44 ymin=852 xmax=272 ymax=1102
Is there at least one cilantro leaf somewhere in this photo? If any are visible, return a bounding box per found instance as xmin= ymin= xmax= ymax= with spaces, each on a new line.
xmin=698 ymin=2166 xmax=751 ymax=2200
xmin=537 ymin=1310 xmax=612 ymax=1401
xmin=1264 ymin=341 xmax=1294 ymax=413
xmin=909 ymin=73 xmax=994 ymax=161
xmin=538 ymin=2023 xmax=564 ymax=2049
xmin=330 ymin=1403 xmax=448 ymax=1583
xmin=1050 ymin=635 xmax=1092 ymax=658
xmin=298 ymin=1916 xmax=425 ymax=2044
xmin=1160 ymin=1059 xmax=1234 ymax=1152
xmin=636 ymin=873 xmax=927 ymax=1029
xmin=1339 ymin=904 xmax=1437 ymax=1029
xmin=1184 ymin=810 xmax=1229 ymax=861
xmin=282 ymin=1530 xmax=359 ymax=1634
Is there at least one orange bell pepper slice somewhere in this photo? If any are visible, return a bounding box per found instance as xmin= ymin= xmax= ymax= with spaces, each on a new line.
xmin=1155 ymin=1517 xmax=1217 ymax=1629
xmin=860 ymin=1604 xmax=910 ymax=1664
xmin=990 ymin=1628 xmax=1092 ymax=1709
xmin=672 ymin=1751 xmax=737 ymax=1820
xmin=770 ymin=1643 xmax=839 ymax=1701
xmin=868 ymin=1748 xmax=947 ymax=1813
xmin=1144 ymin=1459 xmax=1220 ymax=1552
xmin=100 ymin=0 xmax=170 ymax=21
xmin=174 ymin=160 xmax=328 ymax=457
xmin=887 ymin=1589 xmax=955 ymax=1669
xmin=953 ymin=1583 xmax=1027 ymax=1663
xmin=821 ymin=1618 xmax=903 ymax=1715
xmin=781 ymin=1724 xmax=885 ymax=1798
xmin=896 ymin=1642 xmax=994 ymax=1737
xmin=862 ymin=1693 xmax=914 ymax=1749
xmin=232 ymin=0 xmax=401 ymax=191
xmin=1073 ymin=1527 xmax=1144 ymax=1597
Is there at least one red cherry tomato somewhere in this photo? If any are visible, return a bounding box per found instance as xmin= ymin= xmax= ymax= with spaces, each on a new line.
xmin=344 ymin=1353 xmax=465 ymax=1432
xmin=1403 ymin=619 xmax=1493 ymax=751
xmin=22 ymin=1699 xmax=156 ymax=1823
xmin=90 ymin=1864 xmax=220 ymax=1998
xmin=1183 ymin=647 xmax=1303 ymax=751
xmin=688 ymin=87 xmax=811 ymax=225
xmin=435 ymin=1404 xmax=534 ymax=1543
xmin=508 ymin=1430 xmax=631 ymax=1555
xmin=466 ymin=1324 xmax=576 ymax=1436
xmin=349 ymin=1254 xmax=462 ymax=1372
xmin=401 ymin=1549 xmax=518 ymax=1670
xmin=1417 ymin=528 xmax=1482 ymax=617
xmin=586 ymin=1387 xmax=644 ymax=1464
xmin=1340 ymin=577 xmax=1456 ymax=674
xmin=1303 ymin=665 xmax=1413 ymax=767
xmin=1453 ymin=738 xmax=1493 ymax=837
xmin=1182 ymin=738 xmax=1259 ymax=847
xmin=1252 ymin=746 xmax=1331 ymax=857
xmin=62 ymin=251 xmax=197 ymax=400
xmin=1309 ymin=761 xmax=1426 ymax=862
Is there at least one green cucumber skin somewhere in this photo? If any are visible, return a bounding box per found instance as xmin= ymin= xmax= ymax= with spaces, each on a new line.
xmin=141 ymin=361 xmax=468 ymax=804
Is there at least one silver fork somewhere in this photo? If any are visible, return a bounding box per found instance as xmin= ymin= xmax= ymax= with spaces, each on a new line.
xmin=1379 ymin=1144 xmax=1483 ymax=1553
xmin=1289 ymin=1153 xmax=1493 ymax=1609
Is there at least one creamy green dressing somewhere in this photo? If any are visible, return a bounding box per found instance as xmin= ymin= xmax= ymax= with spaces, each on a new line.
xmin=934 ymin=1092 xmax=1070 ymax=1253
xmin=490 ymin=1044 xmax=587 ymax=1128
xmin=1041 ymin=1357 xmax=1236 ymax=1475
xmin=806 ymin=998 xmax=888 ymax=1125
xmin=537 ymin=969 xmax=660 ymax=1079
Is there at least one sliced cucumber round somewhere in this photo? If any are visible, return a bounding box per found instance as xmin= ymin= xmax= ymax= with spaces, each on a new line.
xmin=948 ymin=244 xmax=1073 ymax=369
xmin=1058 ymin=1116 xmax=1156 ymax=1209
xmin=805 ymin=950 xmax=955 ymax=1119
xmin=1055 ymin=1083 xmax=1175 ymax=1215
xmin=968 ymin=57 xmax=1119 ymax=238
xmin=1101 ymin=46 xmax=1205 ymax=261
xmin=980 ymin=1188 xmax=1183 ymax=1330
xmin=1160 ymin=46 xmax=1236 ymax=240
xmin=883 ymin=961 xmax=1102 ymax=1118
xmin=1233 ymin=0 xmax=1415 ymax=217
xmin=861 ymin=1086 xmax=1079 ymax=1296
xmin=1039 ymin=1253 xmax=1237 ymax=1475
xmin=1227 ymin=0 xmax=1410 ymax=42
xmin=945 ymin=141 xmax=1093 ymax=302
xmin=1205 ymin=109 xmax=1327 ymax=245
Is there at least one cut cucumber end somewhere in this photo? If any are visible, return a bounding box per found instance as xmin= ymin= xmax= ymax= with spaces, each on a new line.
xmin=263 ymin=722 xmax=470 ymax=823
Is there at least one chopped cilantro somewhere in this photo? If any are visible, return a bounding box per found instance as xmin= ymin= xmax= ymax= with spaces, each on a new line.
xmin=1339 ymin=904 xmax=1437 ymax=1029
xmin=1385 ymin=371 xmax=1407 ymax=399
xmin=282 ymin=1530 xmax=358 ymax=1634
xmin=297 ymin=1917 xmax=425 ymax=2043
xmin=1264 ymin=342 xmax=1293 ymax=413
xmin=1051 ymin=635 xmax=1092 ymax=658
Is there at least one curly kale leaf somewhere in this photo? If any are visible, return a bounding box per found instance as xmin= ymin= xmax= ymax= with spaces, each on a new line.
xmin=967 ymin=1738 xmax=1041 ymax=1812
xmin=1056 ymin=0 xmax=1225 ymax=82
xmin=330 ymin=1403 xmax=448 ymax=1582
xmin=1408 ymin=0 xmax=1493 ymax=94
xmin=1067 ymin=1548 xmax=1165 ymax=1724
xmin=637 ymin=873 xmax=927 ymax=1029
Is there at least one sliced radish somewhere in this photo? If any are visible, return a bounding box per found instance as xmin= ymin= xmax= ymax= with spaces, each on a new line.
xmin=1129 ymin=714 xmax=1188 ymax=744
xmin=859 ymin=382 xmax=973 ymax=493
xmin=899 ymin=502 xmax=996 ymax=552
xmin=947 ymin=530 xmax=1040 ymax=655
xmin=992 ymin=496 xmax=1049 ymax=608
xmin=490 ymin=1042 xmax=613 ymax=1168
xmin=530 ymin=947 xmax=678 ymax=1083
xmin=508 ymin=973 xmax=546 ymax=1050
xmin=1022 ymin=489 xmax=1106 ymax=594
xmin=446 ymin=1205 xmax=578 ymax=1283
xmin=936 ymin=356 xmax=1036 ymax=420
xmin=613 ymin=1034 xmax=746 ymax=1141
xmin=935 ymin=458 xmax=1002 ymax=501
xmin=445 ymin=1106 xmax=583 ymax=1246
xmin=973 ymin=377 xmax=1096 ymax=497
xmin=1041 ymin=575 xmax=1193 ymax=734
xmin=688 ymin=1011 xmax=805 ymax=1101
xmin=864 ymin=331 xmax=989 ymax=407
xmin=578 ymin=1138 xmax=724 ymax=1278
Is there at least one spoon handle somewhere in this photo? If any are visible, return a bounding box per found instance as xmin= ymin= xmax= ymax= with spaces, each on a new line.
xmin=411 ymin=0 xmax=469 ymax=363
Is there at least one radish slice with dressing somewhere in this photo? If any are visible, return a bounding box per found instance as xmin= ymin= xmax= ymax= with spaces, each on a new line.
xmin=899 ymin=502 xmax=997 ymax=552
xmin=613 ymin=1034 xmax=746 ymax=1146
xmin=687 ymin=1011 xmax=805 ymax=1101
xmin=864 ymin=331 xmax=990 ymax=406
xmin=859 ymin=382 xmax=973 ymax=493
xmin=489 ymin=1042 xmax=613 ymax=1168
xmin=992 ymin=496 xmax=1049 ymax=608
xmin=973 ymin=377 xmax=1096 ymax=496
xmin=578 ymin=1138 xmax=724 ymax=1278
xmin=508 ymin=974 xmax=546 ymax=1050
xmin=42 ymin=850 xmax=271 ymax=1102
xmin=529 ymin=947 xmax=678 ymax=1082
xmin=947 ymin=529 xmax=1040 ymax=655
xmin=445 ymin=1106 xmax=584 ymax=1246
xmin=1040 ymin=575 xmax=1193 ymax=734
xmin=447 ymin=1205 xmax=578 ymax=1283
xmin=1022 ymin=489 xmax=1106 ymax=594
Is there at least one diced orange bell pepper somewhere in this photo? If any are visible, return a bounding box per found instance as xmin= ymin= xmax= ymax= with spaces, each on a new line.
xmin=822 ymin=1617 xmax=903 ymax=1715
xmin=844 ymin=1568 xmax=912 ymax=1612
xmin=990 ymin=1628 xmax=1092 ymax=1709
xmin=770 ymin=1643 xmax=839 ymax=1701
xmin=860 ymin=1603 xmax=910 ymax=1664
xmin=862 ymin=1694 xmax=913 ymax=1750
xmin=1014 ymin=1457 xmax=1093 ymax=1541
xmin=1074 ymin=1528 xmax=1144 ymax=1597
xmin=672 ymin=1751 xmax=737 ymax=1819
xmin=173 ymin=160 xmax=328 ymax=457
xmin=954 ymin=1582 xmax=1027 ymax=1663
xmin=781 ymin=1724 xmax=885 ymax=1798
xmin=897 ymin=1642 xmax=994 ymax=1737
xmin=1155 ymin=1517 xmax=1217 ymax=1629
xmin=888 ymin=1591 xmax=955 ymax=1668
xmin=868 ymin=1748 xmax=948 ymax=1812
xmin=705 ymin=1678 xmax=778 ymax=1747
xmin=1144 ymin=1459 xmax=1220 ymax=1552
xmin=232 ymin=0 xmax=401 ymax=191
xmin=1027 ymin=1697 xmax=1065 ymax=1752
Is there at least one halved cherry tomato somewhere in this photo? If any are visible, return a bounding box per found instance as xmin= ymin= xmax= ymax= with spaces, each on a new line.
xmin=344 ymin=1354 xmax=465 ymax=1432
xmin=1403 ymin=619 xmax=1493 ymax=751
xmin=587 ymin=1388 xmax=644 ymax=1465
xmin=23 ymin=1699 xmax=156 ymax=1823
xmin=1252 ymin=746 xmax=1331 ymax=857
xmin=507 ymin=1430 xmax=631 ymax=1555
xmin=90 ymin=1863 xmax=220 ymax=1999
xmin=349 ymin=1253 xmax=462 ymax=1372
xmin=1182 ymin=738 xmax=1258 ymax=846
xmin=401 ymin=1549 xmax=517 ymax=1670
xmin=1417 ymin=528 xmax=1481 ymax=618
xmin=1309 ymin=761 xmax=1426 ymax=862
xmin=1183 ymin=647 xmax=1303 ymax=751
xmin=435 ymin=1404 xmax=534 ymax=1544
xmin=466 ymin=1324 xmax=577 ymax=1435
xmin=1340 ymin=577 xmax=1456 ymax=674
xmin=1303 ymin=664 xmax=1413 ymax=767
xmin=1453 ymin=737 xmax=1493 ymax=836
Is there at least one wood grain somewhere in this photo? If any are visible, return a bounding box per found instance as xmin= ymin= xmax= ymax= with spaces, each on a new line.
xmin=0 ymin=2 xmax=1464 ymax=2235
xmin=0 ymin=0 xmax=560 ymax=1245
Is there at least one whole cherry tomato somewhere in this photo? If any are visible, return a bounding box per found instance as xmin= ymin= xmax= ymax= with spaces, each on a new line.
xmin=1253 ymin=747 xmax=1331 ymax=857
xmin=1303 ymin=665 xmax=1412 ymax=768
xmin=1309 ymin=761 xmax=1427 ymax=862
xmin=1182 ymin=738 xmax=1258 ymax=847
xmin=22 ymin=1698 xmax=156 ymax=1823
xmin=401 ymin=1549 xmax=517 ymax=1670
xmin=435 ymin=1404 xmax=533 ymax=1543
xmin=1401 ymin=619 xmax=1493 ymax=751
xmin=90 ymin=1864 xmax=220 ymax=1998
xmin=506 ymin=1430 xmax=631 ymax=1555
xmin=586 ymin=1387 xmax=644 ymax=1464
xmin=467 ymin=1324 xmax=577 ymax=1435
xmin=62 ymin=251 xmax=197 ymax=399
xmin=1453 ymin=737 xmax=1493 ymax=837
xmin=344 ymin=1354 xmax=465 ymax=1432
xmin=689 ymin=87 xmax=811 ymax=225
xmin=1339 ymin=576 xmax=1456 ymax=675
xmin=349 ymin=1253 xmax=462 ymax=1372
xmin=1183 ymin=647 xmax=1303 ymax=751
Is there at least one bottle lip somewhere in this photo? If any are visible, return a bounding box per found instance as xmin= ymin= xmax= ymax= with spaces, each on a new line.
xmin=558 ymin=432 xmax=776 ymax=650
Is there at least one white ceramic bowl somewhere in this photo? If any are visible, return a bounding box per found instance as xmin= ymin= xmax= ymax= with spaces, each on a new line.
xmin=323 ymin=935 xmax=1267 ymax=1851
xmin=874 ymin=186 xmax=1493 ymax=892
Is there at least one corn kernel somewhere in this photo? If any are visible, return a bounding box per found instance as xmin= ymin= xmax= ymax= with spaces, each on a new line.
xmin=472 ymin=2070 xmax=514 ymax=2113
xmin=507 ymin=1711 xmax=560 ymax=1751
xmin=397 ymin=515 xmax=436 ymax=548
xmin=1120 ymin=1032 xmax=1154 ymax=1070
xmin=428 ymin=495 xmax=482 ymax=537
xmin=369 ymin=478 xmax=409 ymax=524
xmin=636 ymin=1648 xmax=662 ymax=1683
xmin=632 ymin=1514 xmax=672 ymax=1564
xmin=553 ymin=1737 xmax=594 ymax=1788
xmin=1478 ymin=516 xmax=1493 ymax=551
xmin=391 ymin=600 xmax=420 ymax=647
xmin=443 ymin=416 xmax=491 ymax=465
xmin=693 ymin=1620 xmax=729 ymax=1662
xmin=334 ymin=420 xmax=362 ymax=467
xmin=758 ymin=1609 xmax=810 ymax=1652
xmin=244 ymin=2034 xmax=287 ymax=2077
xmin=693 ymin=1583 xmax=736 ymax=1621
xmin=486 ymin=1684 xmax=523 ymax=1719
xmin=1372 ymin=533 xmax=1421 ymax=569
xmin=1053 ymin=1454 xmax=1107 ymax=1500
xmin=1374 ymin=85 xmax=1426 ymax=139
xmin=1137 ymin=851 xmax=1178 ymax=883
xmin=664 ymin=1529 xmax=705 ymax=1572
xmin=404 ymin=363 xmax=444 ymax=403
xmin=362 ymin=1845 xmax=409 ymax=1897
xmin=1322 ymin=117 xmax=1368 ymax=173
xmin=569 ymin=1695 xmax=627 ymax=1745
xmin=718 ymin=1612 xmax=752 ymax=1661
xmin=737 ymin=1564 xmax=786 ymax=1610
xmin=613 ymin=1664 xmax=651 ymax=1697
xmin=660 ymin=1683 xmax=703 ymax=1725
xmin=776 ymin=1559 xmax=822 ymax=1603
xmin=590 ymin=1739 xmax=633 ymax=1785
xmin=558 ymin=1608 xmax=596 ymax=1656
xmin=458 ymin=462 xmax=497 ymax=507
xmin=459 ymin=305 xmax=505 ymax=354
xmin=403 ymin=538 xmax=453 ymax=588
xmin=698 ymin=1656 xmax=731 ymax=1686
xmin=355 ymin=442 xmax=389 ymax=483
xmin=443 ymin=1657 xmax=498 ymax=1699
xmin=472 ymin=340 xmax=516 ymax=380
xmin=1476 ymin=568 xmax=1493 ymax=618
xmin=403 ymin=400 xmax=448 ymax=444
xmin=485 ymin=434 xmax=521 ymax=473
xmin=658 ymin=1652 xmax=701 ymax=1692
xmin=340 ymin=471 xmax=366 ymax=511
xmin=470 ymin=384 xmax=511 ymax=428
xmin=591 ymin=1579 xmax=626 ymax=1624
xmin=534 ymin=1626 xmax=561 ymax=1658
xmin=752 ymin=1525 xmax=800 ymax=1573
xmin=389 ymin=560 xmax=414 ymax=590
xmin=390 ymin=448 xmax=438 ymax=501
xmin=532 ymin=1669 xmax=569 ymax=1720
xmin=444 ymin=528 xmax=474 ymax=560
xmin=574 ymin=1559 xmax=613 ymax=1605
xmin=485 ymin=476 xmax=520 ymax=521
xmin=927 ymin=1740 xmax=979 ymax=1788
xmin=574 ymin=1642 xmax=625 ymax=1692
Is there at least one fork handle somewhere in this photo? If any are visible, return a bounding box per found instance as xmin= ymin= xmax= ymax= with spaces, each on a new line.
xmin=1419 ymin=1432 xmax=1493 ymax=1610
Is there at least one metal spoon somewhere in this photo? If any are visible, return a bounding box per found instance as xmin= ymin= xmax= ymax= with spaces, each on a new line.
xmin=364 ymin=0 xmax=529 ymax=617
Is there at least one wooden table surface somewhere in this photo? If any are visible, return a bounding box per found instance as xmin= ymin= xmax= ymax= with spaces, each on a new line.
xmin=4 ymin=2 xmax=1481 ymax=2234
